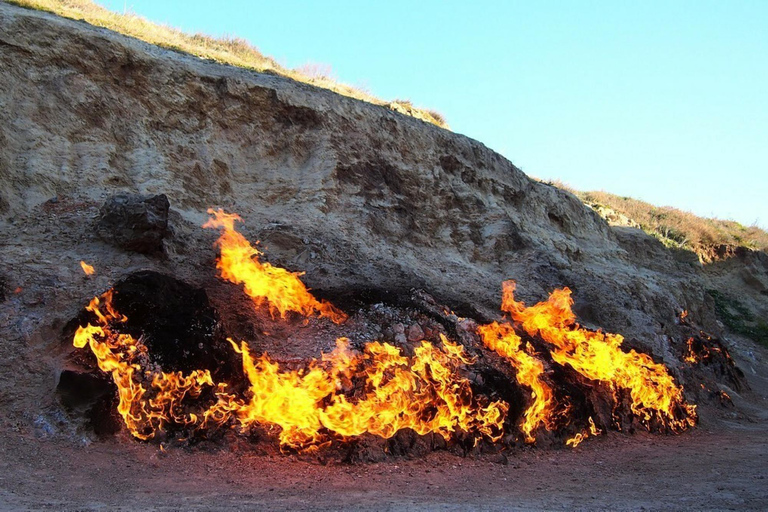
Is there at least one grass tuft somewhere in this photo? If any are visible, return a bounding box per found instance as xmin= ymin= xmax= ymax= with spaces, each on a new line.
xmin=544 ymin=181 xmax=768 ymax=257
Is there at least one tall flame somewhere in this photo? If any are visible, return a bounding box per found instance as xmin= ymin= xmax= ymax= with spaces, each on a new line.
xmin=498 ymin=281 xmax=696 ymax=431
xmin=202 ymin=208 xmax=346 ymax=323
xmin=476 ymin=320 xmax=555 ymax=443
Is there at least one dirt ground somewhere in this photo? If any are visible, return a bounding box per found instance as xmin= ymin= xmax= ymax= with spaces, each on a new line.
xmin=0 ymin=410 xmax=765 ymax=511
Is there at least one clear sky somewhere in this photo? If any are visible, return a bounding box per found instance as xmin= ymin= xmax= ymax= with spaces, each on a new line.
xmin=101 ymin=0 xmax=767 ymax=228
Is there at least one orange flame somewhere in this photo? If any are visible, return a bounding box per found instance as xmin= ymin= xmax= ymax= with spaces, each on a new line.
xmin=73 ymin=292 xmax=237 ymax=440
xmin=203 ymin=209 xmax=346 ymax=323
xmin=683 ymin=337 xmax=703 ymax=364
xmin=80 ymin=260 xmax=95 ymax=276
xmin=499 ymin=281 xmax=696 ymax=431
xmin=232 ymin=335 xmax=507 ymax=449
xmin=476 ymin=320 xmax=555 ymax=443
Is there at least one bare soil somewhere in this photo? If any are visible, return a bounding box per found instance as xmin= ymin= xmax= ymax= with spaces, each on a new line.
xmin=0 ymin=410 xmax=766 ymax=511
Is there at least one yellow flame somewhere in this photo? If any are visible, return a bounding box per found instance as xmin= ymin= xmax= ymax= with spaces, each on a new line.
xmin=74 ymin=292 xmax=505 ymax=448
xmin=565 ymin=417 xmax=601 ymax=448
xmin=74 ymin=293 xmax=236 ymax=440
xmin=476 ymin=320 xmax=555 ymax=443
xmin=80 ymin=260 xmax=95 ymax=276
xmin=232 ymin=335 xmax=507 ymax=449
xmin=202 ymin=208 xmax=347 ymax=323
xmin=499 ymin=281 xmax=696 ymax=431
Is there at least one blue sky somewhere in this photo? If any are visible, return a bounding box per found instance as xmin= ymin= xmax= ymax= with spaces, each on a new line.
xmin=102 ymin=0 xmax=767 ymax=227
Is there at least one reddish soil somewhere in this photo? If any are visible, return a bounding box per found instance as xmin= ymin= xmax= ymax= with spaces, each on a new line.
xmin=1 ymin=413 xmax=766 ymax=511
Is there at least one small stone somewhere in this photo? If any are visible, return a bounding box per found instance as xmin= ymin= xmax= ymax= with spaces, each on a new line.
xmin=406 ymin=324 xmax=425 ymax=342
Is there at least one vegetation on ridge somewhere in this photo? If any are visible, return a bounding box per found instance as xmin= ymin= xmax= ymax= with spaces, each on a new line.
xmin=4 ymin=0 xmax=447 ymax=128
xmin=546 ymin=181 xmax=768 ymax=257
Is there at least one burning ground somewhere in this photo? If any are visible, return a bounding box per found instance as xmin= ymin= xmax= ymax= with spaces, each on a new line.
xmin=64 ymin=209 xmax=702 ymax=458
xmin=1 ymin=202 xmax=766 ymax=510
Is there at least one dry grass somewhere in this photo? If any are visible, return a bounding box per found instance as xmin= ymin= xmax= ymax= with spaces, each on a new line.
xmin=546 ymin=180 xmax=768 ymax=255
xmin=4 ymin=0 xmax=448 ymax=128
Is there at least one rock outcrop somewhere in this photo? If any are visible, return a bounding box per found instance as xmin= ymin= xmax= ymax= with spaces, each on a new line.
xmin=0 ymin=2 xmax=765 ymax=425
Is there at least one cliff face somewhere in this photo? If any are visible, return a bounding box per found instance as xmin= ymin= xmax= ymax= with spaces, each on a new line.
xmin=0 ymin=1 xmax=765 ymax=419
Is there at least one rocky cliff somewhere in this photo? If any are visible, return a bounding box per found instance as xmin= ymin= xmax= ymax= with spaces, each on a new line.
xmin=0 ymin=2 xmax=766 ymax=424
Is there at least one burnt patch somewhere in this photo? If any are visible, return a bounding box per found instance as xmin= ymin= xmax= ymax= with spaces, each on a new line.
xmin=56 ymin=369 xmax=121 ymax=437
xmin=58 ymin=271 xmax=241 ymax=438
xmin=109 ymin=271 xmax=236 ymax=379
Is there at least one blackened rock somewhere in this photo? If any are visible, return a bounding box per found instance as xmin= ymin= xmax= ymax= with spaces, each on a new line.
xmin=56 ymin=369 xmax=122 ymax=436
xmin=96 ymin=194 xmax=169 ymax=254
xmin=110 ymin=270 xmax=237 ymax=380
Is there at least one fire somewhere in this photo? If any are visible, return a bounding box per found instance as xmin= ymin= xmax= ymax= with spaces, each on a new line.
xmin=80 ymin=260 xmax=95 ymax=276
xmin=203 ymin=208 xmax=346 ymax=323
xmin=498 ymin=281 xmax=696 ymax=432
xmin=73 ymin=291 xmax=236 ymax=440
xmin=70 ymin=209 xmax=699 ymax=452
xmin=565 ymin=417 xmax=600 ymax=448
xmin=232 ymin=335 xmax=507 ymax=449
xmin=683 ymin=336 xmax=727 ymax=365
xmin=684 ymin=337 xmax=705 ymax=364
xmin=73 ymin=291 xmax=505 ymax=448
xmin=476 ymin=320 xmax=555 ymax=443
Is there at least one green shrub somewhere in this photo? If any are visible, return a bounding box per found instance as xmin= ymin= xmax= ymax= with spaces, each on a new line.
xmin=708 ymin=289 xmax=768 ymax=347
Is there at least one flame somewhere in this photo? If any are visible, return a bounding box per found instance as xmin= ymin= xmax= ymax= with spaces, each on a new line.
xmin=73 ymin=291 xmax=237 ymax=440
xmin=476 ymin=320 xmax=555 ymax=443
xmin=498 ymin=281 xmax=696 ymax=431
xmin=684 ymin=336 xmax=724 ymax=365
xmin=202 ymin=208 xmax=346 ymax=323
xmin=684 ymin=337 xmax=704 ymax=363
xmin=232 ymin=335 xmax=507 ymax=449
xmin=80 ymin=260 xmax=95 ymax=276
xmin=74 ymin=291 xmax=505 ymax=448
xmin=565 ymin=417 xmax=601 ymax=448
xmin=71 ymin=209 xmax=699 ymax=451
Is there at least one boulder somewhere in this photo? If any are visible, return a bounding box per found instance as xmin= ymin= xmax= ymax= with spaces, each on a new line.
xmin=96 ymin=194 xmax=169 ymax=254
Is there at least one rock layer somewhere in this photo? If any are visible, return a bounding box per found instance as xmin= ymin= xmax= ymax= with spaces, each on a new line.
xmin=0 ymin=2 xmax=765 ymax=427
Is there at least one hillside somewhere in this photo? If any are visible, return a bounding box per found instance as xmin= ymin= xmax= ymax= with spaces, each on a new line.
xmin=551 ymin=183 xmax=768 ymax=258
xmin=9 ymin=0 xmax=764 ymax=263
xmin=5 ymin=0 xmax=447 ymax=127
xmin=1 ymin=2 xmax=767 ymax=509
